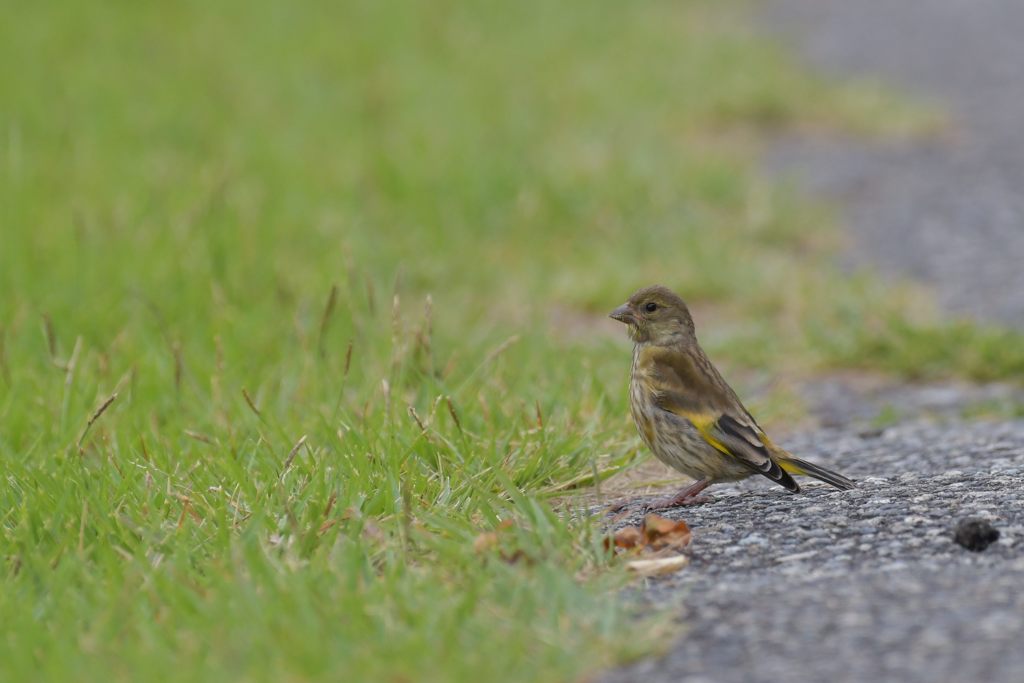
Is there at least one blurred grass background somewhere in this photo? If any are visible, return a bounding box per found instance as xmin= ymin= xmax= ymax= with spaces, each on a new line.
xmin=2 ymin=1 xmax=1023 ymax=681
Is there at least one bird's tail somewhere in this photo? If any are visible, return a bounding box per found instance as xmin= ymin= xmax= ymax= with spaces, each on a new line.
xmin=780 ymin=457 xmax=856 ymax=491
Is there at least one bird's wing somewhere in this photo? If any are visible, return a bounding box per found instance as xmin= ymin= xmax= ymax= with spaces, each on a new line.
xmin=646 ymin=348 xmax=800 ymax=492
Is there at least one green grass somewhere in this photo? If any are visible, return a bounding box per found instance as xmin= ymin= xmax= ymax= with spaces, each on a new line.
xmin=2 ymin=1 xmax=1022 ymax=681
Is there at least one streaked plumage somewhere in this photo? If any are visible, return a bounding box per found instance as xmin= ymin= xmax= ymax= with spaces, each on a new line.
xmin=611 ymin=285 xmax=855 ymax=508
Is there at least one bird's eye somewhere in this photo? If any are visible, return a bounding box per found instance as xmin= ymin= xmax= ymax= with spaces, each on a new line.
xmin=644 ymin=302 xmax=658 ymax=313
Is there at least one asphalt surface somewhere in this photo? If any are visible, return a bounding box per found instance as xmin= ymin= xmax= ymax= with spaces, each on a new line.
xmin=599 ymin=2 xmax=1024 ymax=681
xmin=796 ymin=375 xmax=1024 ymax=430
xmin=764 ymin=0 xmax=1024 ymax=327
xmin=600 ymin=421 xmax=1024 ymax=683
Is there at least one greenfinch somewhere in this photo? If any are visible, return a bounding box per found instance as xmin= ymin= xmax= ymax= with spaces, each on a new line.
xmin=610 ymin=285 xmax=855 ymax=508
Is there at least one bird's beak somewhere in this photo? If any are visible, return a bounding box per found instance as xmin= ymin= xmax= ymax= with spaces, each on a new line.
xmin=609 ymin=303 xmax=637 ymax=325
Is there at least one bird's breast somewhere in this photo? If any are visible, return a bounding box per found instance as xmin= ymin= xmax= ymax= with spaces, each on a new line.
xmin=628 ymin=351 xmax=658 ymax=448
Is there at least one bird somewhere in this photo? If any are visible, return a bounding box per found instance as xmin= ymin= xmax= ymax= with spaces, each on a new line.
xmin=609 ymin=284 xmax=855 ymax=509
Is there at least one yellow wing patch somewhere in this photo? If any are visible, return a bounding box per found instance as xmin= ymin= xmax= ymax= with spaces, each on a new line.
xmin=778 ymin=459 xmax=806 ymax=475
xmin=680 ymin=412 xmax=733 ymax=456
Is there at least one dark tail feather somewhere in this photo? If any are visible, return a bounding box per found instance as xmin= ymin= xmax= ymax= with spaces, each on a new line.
xmin=783 ymin=457 xmax=856 ymax=491
xmin=764 ymin=459 xmax=801 ymax=493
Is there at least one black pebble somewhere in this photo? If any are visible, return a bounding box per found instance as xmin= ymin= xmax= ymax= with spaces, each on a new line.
xmin=953 ymin=518 xmax=1000 ymax=552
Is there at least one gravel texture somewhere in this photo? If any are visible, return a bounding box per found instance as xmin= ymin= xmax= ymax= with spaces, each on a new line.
xmin=762 ymin=0 xmax=1024 ymax=327
xmin=600 ymin=421 xmax=1024 ymax=683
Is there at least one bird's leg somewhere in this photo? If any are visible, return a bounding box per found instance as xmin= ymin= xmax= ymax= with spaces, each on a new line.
xmin=606 ymin=478 xmax=712 ymax=513
xmin=643 ymin=478 xmax=712 ymax=510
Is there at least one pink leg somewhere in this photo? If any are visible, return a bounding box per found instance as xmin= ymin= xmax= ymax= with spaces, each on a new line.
xmin=643 ymin=478 xmax=712 ymax=510
xmin=608 ymin=479 xmax=712 ymax=512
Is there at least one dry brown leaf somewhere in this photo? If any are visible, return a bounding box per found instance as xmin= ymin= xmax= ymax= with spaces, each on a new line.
xmin=605 ymin=525 xmax=644 ymax=551
xmin=605 ymin=513 xmax=693 ymax=577
xmin=641 ymin=514 xmax=692 ymax=551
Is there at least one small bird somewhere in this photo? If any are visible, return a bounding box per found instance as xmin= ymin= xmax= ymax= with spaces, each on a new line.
xmin=610 ymin=285 xmax=855 ymax=508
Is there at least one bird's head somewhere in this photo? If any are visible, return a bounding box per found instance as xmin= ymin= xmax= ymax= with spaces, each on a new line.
xmin=609 ymin=285 xmax=696 ymax=345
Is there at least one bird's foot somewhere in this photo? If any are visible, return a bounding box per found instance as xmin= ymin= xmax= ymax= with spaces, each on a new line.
xmin=606 ymin=479 xmax=712 ymax=513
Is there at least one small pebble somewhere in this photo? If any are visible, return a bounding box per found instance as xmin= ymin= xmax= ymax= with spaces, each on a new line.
xmin=954 ymin=518 xmax=1000 ymax=552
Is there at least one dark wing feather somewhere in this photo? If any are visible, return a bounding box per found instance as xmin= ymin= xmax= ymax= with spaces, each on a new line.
xmin=716 ymin=414 xmax=800 ymax=492
xmin=644 ymin=345 xmax=800 ymax=492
